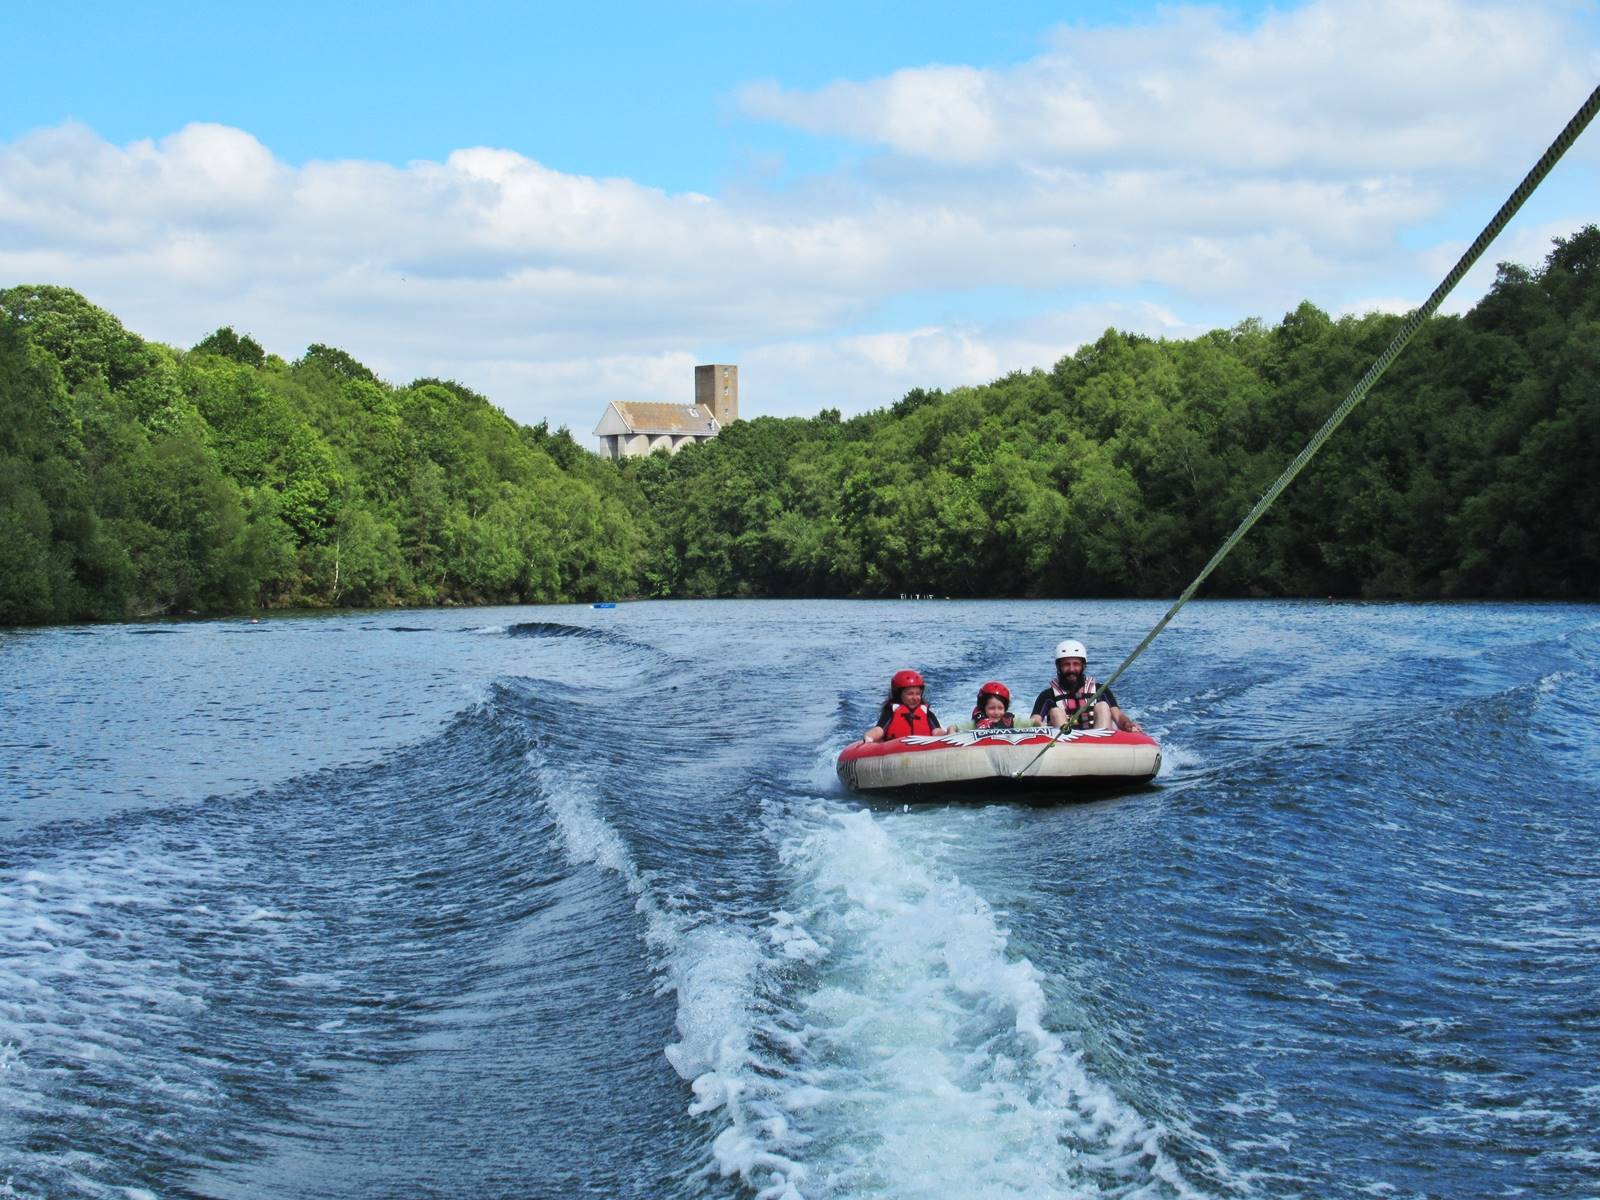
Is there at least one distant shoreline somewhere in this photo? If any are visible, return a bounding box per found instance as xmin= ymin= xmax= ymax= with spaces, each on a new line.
xmin=6 ymin=231 xmax=1597 ymax=625
xmin=9 ymin=591 xmax=1598 ymax=633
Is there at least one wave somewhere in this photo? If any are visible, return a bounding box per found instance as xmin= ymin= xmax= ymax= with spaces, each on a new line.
xmin=528 ymin=758 xmax=804 ymax=1198
xmin=508 ymin=620 xmax=617 ymax=641
xmin=13 ymin=601 xmax=1600 ymax=1199
xmin=0 ymin=824 xmax=267 ymax=1197
xmin=750 ymin=806 xmax=1216 ymax=1199
xmin=504 ymin=620 xmax=672 ymax=667
xmin=0 ymin=696 xmax=562 ymax=1198
xmin=530 ymin=705 xmax=1222 ymax=1200
xmin=1156 ymin=740 xmax=1206 ymax=779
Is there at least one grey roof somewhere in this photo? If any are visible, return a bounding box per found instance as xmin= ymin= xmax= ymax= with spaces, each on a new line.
xmin=609 ymin=402 xmax=718 ymax=435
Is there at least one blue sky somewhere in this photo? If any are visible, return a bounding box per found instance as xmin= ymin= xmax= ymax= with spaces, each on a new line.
xmin=3 ymin=2 xmax=1221 ymax=184
xmin=2 ymin=0 xmax=1597 ymax=433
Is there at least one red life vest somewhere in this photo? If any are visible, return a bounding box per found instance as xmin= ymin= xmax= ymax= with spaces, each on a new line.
xmin=1048 ymin=677 xmax=1099 ymax=729
xmin=884 ymin=704 xmax=935 ymax=739
xmin=974 ymin=713 xmax=1015 ymax=729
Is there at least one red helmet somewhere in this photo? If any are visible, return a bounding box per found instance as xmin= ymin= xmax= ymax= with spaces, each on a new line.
xmin=976 ymin=681 xmax=1010 ymax=704
xmin=890 ymin=669 xmax=925 ymax=691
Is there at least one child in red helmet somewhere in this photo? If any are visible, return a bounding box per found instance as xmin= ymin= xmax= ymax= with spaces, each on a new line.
xmin=863 ymin=669 xmax=947 ymax=742
xmin=970 ymin=681 xmax=1016 ymax=729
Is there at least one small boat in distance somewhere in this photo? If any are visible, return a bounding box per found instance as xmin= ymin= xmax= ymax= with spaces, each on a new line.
xmin=837 ymin=725 xmax=1160 ymax=799
xmin=592 ymin=602 xmax=617 ymax=609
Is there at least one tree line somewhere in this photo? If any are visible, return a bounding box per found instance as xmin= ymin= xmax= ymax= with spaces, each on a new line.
xmin=1 ymin=226 xmax=1595 ymax=625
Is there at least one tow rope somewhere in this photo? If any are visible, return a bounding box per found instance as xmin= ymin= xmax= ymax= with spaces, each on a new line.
xmin=1020 ymin=81 xmax=1600 ymax=776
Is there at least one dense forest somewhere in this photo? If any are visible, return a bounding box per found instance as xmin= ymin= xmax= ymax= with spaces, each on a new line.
xmin=1 ymin=227 xmax=1596 ymax=625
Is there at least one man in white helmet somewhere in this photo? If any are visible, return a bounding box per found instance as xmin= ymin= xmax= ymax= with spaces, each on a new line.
xmin=1029 ymin=639 xmax=1141 ymax=732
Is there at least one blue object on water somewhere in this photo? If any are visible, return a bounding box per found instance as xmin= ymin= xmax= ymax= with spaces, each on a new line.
xmin=592 ymin=602 xmax=616 ymax=609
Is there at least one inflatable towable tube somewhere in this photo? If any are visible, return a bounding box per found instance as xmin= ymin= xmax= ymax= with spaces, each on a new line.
xmin=837 ymin=725 xmax=1160 ymax=798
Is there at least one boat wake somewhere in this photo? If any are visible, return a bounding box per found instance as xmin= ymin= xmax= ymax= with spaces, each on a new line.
xmin=748 ymin=805 xmax=1216 ymax=1199
xmin=527 ymin=742 xmax=1220 ymax=1198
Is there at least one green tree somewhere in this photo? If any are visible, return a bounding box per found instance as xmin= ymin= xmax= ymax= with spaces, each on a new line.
xmin=192 ymin=326 xmax=266 ymax=367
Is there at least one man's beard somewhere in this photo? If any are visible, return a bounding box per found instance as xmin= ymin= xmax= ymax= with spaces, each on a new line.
xmin=1058 ymin=669 xmax=1083 ymax=690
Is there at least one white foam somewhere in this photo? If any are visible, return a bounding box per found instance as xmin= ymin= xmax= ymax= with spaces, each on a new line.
xmin=1535 ymin=669 xmax=1576 ymax=695
xmin=531 ymin=759 xmax=808 ymax=1198
xmin=1157 ymin=740 xmax=1204 ymax=777
xmin=805 ymin=743 xmax=847 ymax=797
xmin=527 ymin=759 xmax=1223 ymax=1198
xmin=759 ymin=806 xmax=1216 ymax=1199
xmin=241 ymin=906 xmax=289 ymax=923
xmin=0 ymin=841 xmax=229 ymax=1197
xmin=277 ymin=971 xmax=345 ymax=989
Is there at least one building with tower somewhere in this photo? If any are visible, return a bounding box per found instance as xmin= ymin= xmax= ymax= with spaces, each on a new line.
xmin=593 ymin=364 xmax=739 ymax=459
xmin=695 ymin=364 xmax=738 ymax=425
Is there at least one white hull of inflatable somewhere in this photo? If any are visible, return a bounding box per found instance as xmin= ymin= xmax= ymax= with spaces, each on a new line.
xmin=836 ymin=727 xmax=1160 ymax=796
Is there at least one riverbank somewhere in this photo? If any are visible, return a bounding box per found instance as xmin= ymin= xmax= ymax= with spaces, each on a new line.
xmin=6 ymin=232 xmax=1597 ymax=625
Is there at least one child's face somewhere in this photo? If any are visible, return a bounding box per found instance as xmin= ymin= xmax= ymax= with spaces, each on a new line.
xmin=983 ymin=696 xmax=1007 ymax=718
xmin=900 ymin=686 xmax=924 ymax=708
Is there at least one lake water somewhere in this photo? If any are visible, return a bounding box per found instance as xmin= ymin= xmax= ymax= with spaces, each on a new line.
xmin=2 ymin=599 xmax=1597 ymax=1199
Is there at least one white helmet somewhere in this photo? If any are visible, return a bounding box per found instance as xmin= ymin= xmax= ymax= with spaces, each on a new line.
xmin=1054 ymin=639 xmax=1087 ymax=661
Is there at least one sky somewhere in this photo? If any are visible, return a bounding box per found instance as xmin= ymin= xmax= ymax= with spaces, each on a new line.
xmin=1 ymin=0 xmax=1597 ymax=436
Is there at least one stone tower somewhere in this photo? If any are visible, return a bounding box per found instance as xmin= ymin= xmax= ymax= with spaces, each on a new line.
xmin=695 ymin=364 xmax=738 ymax=425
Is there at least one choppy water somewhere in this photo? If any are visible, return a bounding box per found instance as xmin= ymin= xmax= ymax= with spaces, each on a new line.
xmin=2 ymin=600 xmax=1597 ymax=1199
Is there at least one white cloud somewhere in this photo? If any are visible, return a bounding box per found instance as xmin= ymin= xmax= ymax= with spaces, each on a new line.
xmin=1336 ymin=296 xmax=1418 ymax=318
xmin=739 ymin=0 xmax=1593 ymax=177
xmin=1432 ymin=213 xmax=1595 ymax=315
xmin=742 ymin=302 xmax=1209 ymax=417
xmin=0 ymin=0 xmax=1594 ymax=438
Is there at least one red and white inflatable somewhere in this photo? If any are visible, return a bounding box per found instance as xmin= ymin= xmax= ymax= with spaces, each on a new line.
xmin=837 ymin=725 xmax=1160 ymax=797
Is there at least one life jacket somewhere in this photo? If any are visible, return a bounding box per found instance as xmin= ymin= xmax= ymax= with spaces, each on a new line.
xmin=1048 ymin=676 xmax=1099 ymax=729
xmin=884 ymin=704 xmax=936 ymax=739
xmin=974 ymin=712 xmax=1015 ymax=729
